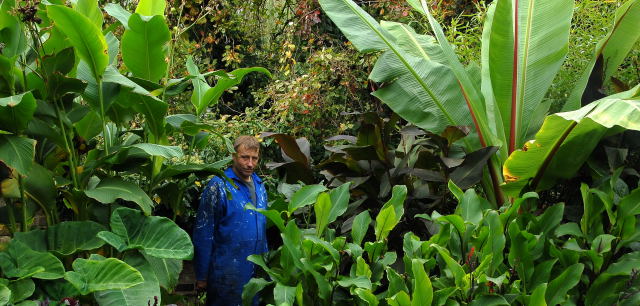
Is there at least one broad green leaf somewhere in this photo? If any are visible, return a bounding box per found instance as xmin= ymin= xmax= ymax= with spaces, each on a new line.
xmin=352 ymin=211 xmax=372 ymax=246
xmin=120 ymin=84 xmax=168 ymax=139
xmin=590 ymin=234 xmax=616 ymax=254
xmin=196 ymin=67 xmax=271 ymax=116
xmin=0 ymin=92 xmax=36 ymax=133
xmin=104 ymin=3 xmax=132 ymax=30
xmin=0 ymin=135 xmax=32 ymax=177
xmin=375 ymin=204 xmax=397 ymax=241
xmin=8 ymin=279 xmax=34 ymax=304
xmin=65 ymin=257 xmax=144 ymax=295
xmin=530 ymin=283 xmax=547 ymax=306
xmin=503 ymin=88 xmax=640 ymax=196
xmin=468 ymin=295 xmax=510 ymax=306
xmin=484 ymin=210 xmax=505 ymax=276
xmin=565 ymin=0 xmax=640 ymax=110
xmin=74 ymin=0 xmax=103 ymax=28
xmin=186 ymin=56 xmax=210 ymax=114
xmin=411 ymin=259 xmax=433 ymax=306
xmin=142 ymin=253 xmax=181 ymax=290
xmin=387 ymin=291 xmax=411 ymax=306
xmin=135 ymin=0 xmax=166 ymax=16
xmin=152 ymin=162 xmax=226 ymax=184
xmin=99 ymin=207 xmax=193 ymax=259
xmin=318 ymin=0 xmax=472 ymax=135
xmin=0 ymin=240 xmax=64 ymax=280
xmin=121 ymin=14 xmax=170 ymax=83
xmin=382 ymin=185 xmax=407 ymax=218
xmin=545 ymin=263 xmax=583 ymax=305
xmin=431 ymin=244 xmax=466 ymax=289
xmin=554 ymin=222 xmax=583 ymax=238
xmin=0 ymin=283 xmax=9 ymax=306
xmin=379 ymin=21 xmax=446 ymax=64
xmin=47 ymin=5 xmax=108 ymax=80
xmin=354 ymin=288 xmax=378 ymax=306
xmin=386 ymin=267 xmax=408 ymax=297
xmin=618 ymin=186 xmax=640 ymax=221
xmin=448 ymin=180 xmax=464 ymax=202
xmin=246 ymin=203 xmax=285 ymax=232
xmin=288 ymin=184 xmax=327 ymax=213
xmin=85 ymin=178 xmax=154 ymax=215
xmin=328 ymin=182 xmax=351 ymax=223
xmin=458 ymin=188 xmax=490 ymax=225
xmin=336 ymin=276 xmax=372 ymax=289
xmin=585 ymin=251 xmax=640 ymax=305
xmin=242 ymin=278 xmax=272 ymax=306
xmin=314 ymin=192 xmax=332 ymax=237
xmin=305 ymin=236 xmax=340 ymax=264
xmin=14 ymin=221 xmax=106 ymax=255
xmin=94 ymin=253 xmax=161 ymax=306
xmin=530 ymin=259 xmax=557 ymax=291
xmin=274 ymin=283 xmax=296 ymax=306
xmin=536 ymin=203 xmax=564 ymax=235
xmin=0 ymin=0 xmax=27 ymax=57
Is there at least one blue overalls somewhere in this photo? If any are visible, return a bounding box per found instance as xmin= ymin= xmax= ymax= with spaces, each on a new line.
xmin=193 ymin=167 xmax=268 ymax=306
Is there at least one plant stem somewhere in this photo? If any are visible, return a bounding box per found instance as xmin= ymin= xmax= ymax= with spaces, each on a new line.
xmin=98 ymin=78 xmax=109 ymax=155
xmin=6 ymin=199 xmax=17 ymax=234
xmin=53 ymin=100 xmax=79 ymax=189
xmin=18 ymin=176 xmax=28 ymax=232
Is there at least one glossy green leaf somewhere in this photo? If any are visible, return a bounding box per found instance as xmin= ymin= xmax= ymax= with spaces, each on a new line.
xmin=65 ymin=256 xmax=144 ymax=295
xmin=328 ymin=182 xmax=351 ymax=223
xmin=411 ymin=259 xmax=433 ymax=306
xmin=99 ymin=207 xmax=193 ymax=259
xmin=354 ymin=288 xmax=378 ymax=306
xmin=503 ymin=88 xmax=640 ymax=196
xmin=242 ymin=278 xmax=272 ymax=306
xmin=274 ymin=283 xmax=296 ymax=306
xmin=352 ymin=211 xmax=372 ymax=246
xmin=314 ymin=192 xmax=332 ymax=237
xmin=196 ymin=67 xmax=271 ymax=116
xmin=94 ymin=253 xmax=161 ymax=306
xmin=13 ymin=221 xmax=106 ymax=255
xmin=121 ymin=14 xmax=170 ymax=83
xmin=431 ymin=244 xmax=466 ymax=289
xmin=545 ymin=263 xmax=583 ymax=305
xmin=85 ymin=178 xmax=154 ymax=215
xmin=288 ymin=184 xmax=327 ymax=213
xmin=74 ymin=0 xmax=103 ymax=28
xmin=536 ymin=203 xmax=564 ymax=236
xmin=530 ymin=283 xmax=547 ymax=306
xmin=104 ymin=3 xmax=131 ymax=30
xmin=0 ymin=92 xmax=36 ymax=133
xmin=47 ymin=5 xmax=108 ymax=80
xmin=135 ymin=0 xmax=166 ymax=16
xmin=458 ymin=188 xmax=490 ymax=225
xmin=468 ymin=295 xmax=510 ymax=306
xmin=565 ymin=0 xmax=640 ymax=110
xmin=375 ymin=204 xmax=398 ymax=241
xmin=246 ymin=203 xmax=285 ymax=232
xmin=7 ymin=279 xmax=34 ymax=304
xmin=484 ymin=210 xmax=505 ymax=276
xmin=336 ymin=276 xmax=372 ymax=289
xmin=386 ymin=267 xmax=408 ymax=297
xmin=0 ymin=283 xmax=10 ymax=306
xmin=0 ymin=240 xmax=64 ymax=280
xmin=0 ymin=0 xmax=27 ymax=57
xmin=387 ymin=291 xmax=411 ymax=306
xmin=142 ymin=252 xmax=181 ymax=290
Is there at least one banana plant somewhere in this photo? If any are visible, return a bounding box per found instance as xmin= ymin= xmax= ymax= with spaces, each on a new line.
xmin=318 ymin=0 xmax=640 ymax=204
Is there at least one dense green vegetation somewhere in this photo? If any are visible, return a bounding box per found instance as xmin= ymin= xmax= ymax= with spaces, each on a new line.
xmin=1 ymin=0 xmax=640 ymax=305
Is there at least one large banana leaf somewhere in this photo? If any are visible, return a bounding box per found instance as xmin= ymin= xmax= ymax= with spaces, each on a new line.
xmin=73 ymin=0 xmax=103 ymax=28
xmin=47 ymin=5 xmax=108 ymax=80
xmin=94 ymin=253 xmax=161 ymax=306
xmin=84 ymin=178 xmax=155 ymax=215
xmin=121 ymin=14 xmax=170 ymax=83
xmin=13 ymin=221 xmax=107 ymax=255
xmin=564 ymin=0 xmax=640 ymax=110
xmin=318 ymin=0 xmax=471 ymax=135
xmin=98 ymin=207 xmax=193 ymax=259
xmin=0 ymin=92 xmax=36 ymax=133
xmin=0 ymin=240 xmax=65 ymax=280
xmin=0 ymin=135 xmax=35 ymax=175
xmin=503 ymin=86 xmax=640 ymax=196
xmin=480 ymin=0 xmax=573 ymax=152
xmin=64 ymin=255 xmax=144 ymax=295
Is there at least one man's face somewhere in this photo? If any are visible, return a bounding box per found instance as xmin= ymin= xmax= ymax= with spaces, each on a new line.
xmin=232 ymin=145 xmax=259 ymax=181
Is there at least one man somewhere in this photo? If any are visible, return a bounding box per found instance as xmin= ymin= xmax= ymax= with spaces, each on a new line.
xmin=193 ymin=136 xmax=268 ymax=305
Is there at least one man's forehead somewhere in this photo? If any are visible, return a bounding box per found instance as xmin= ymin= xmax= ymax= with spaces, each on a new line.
xmin=236 ymin=145 xmax=259 ymax=155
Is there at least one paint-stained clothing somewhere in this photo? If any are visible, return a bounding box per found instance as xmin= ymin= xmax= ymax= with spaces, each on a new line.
xmin=193 ymin=167 xmax=268 ymax=306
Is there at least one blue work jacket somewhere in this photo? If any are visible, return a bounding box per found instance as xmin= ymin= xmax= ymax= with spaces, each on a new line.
xmin=193 ymin=167 xmax=268 ymax=306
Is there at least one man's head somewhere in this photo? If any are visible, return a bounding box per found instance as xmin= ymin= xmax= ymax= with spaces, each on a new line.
xmin=231 ymin=136 xmax=260 ymax=182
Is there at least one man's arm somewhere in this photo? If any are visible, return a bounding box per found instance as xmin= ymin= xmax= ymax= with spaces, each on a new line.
xmin=193 ymin=179 xmax=222 ymax=285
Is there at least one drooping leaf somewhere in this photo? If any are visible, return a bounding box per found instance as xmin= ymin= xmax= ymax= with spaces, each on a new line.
xmin=0 ymin=92 xmax=37 ymax=133
xmin=245 ymin=203 xmax=285 ymax=232
xmin=431 ymin=244 xmax=466 ymax=290
xmin=328 ymin=182 xmax=351 ymax=223
xmin=288 ymin=184 xmax=327 ymax=213
xmin=121 ymin=14 xmax=170 ymax=83
xmin=449 ymin=146 xmax=498 ymax=189
xmin=274 ymin=283 xmax=296 ymax=306
xmin=0 ymin=135 xmax=35 ymax=175
xmin=135 ymin=0 xmax=166 ymax=16
xmin=545 ymin=263 xmax=583 ymax=305
xmin=503 ymin=88 xmax=640 ymax=196
xmin=99 ymin=207 xmax=193 ymax=259
xmin=47 ymin=5 xmax=108 ymax=80
xmin=85 ymin=178 xmax=155 ymax=215
xmin=65 ymin=256 xmax=144 ymax=295
xmin=0 ymin=240 xmax=65 ymax=280
xmin=104 ymin=3 xmax=132 ymax=30
xmin=198 ymin=67 xmax=270 ymax=115
xmin=13 ymin=221 xmax=106 ymax=255
xmin=242 ymin=278 xmax=272 ymax=306
xmin=94 ymin=253 xmax=161 ymax=306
